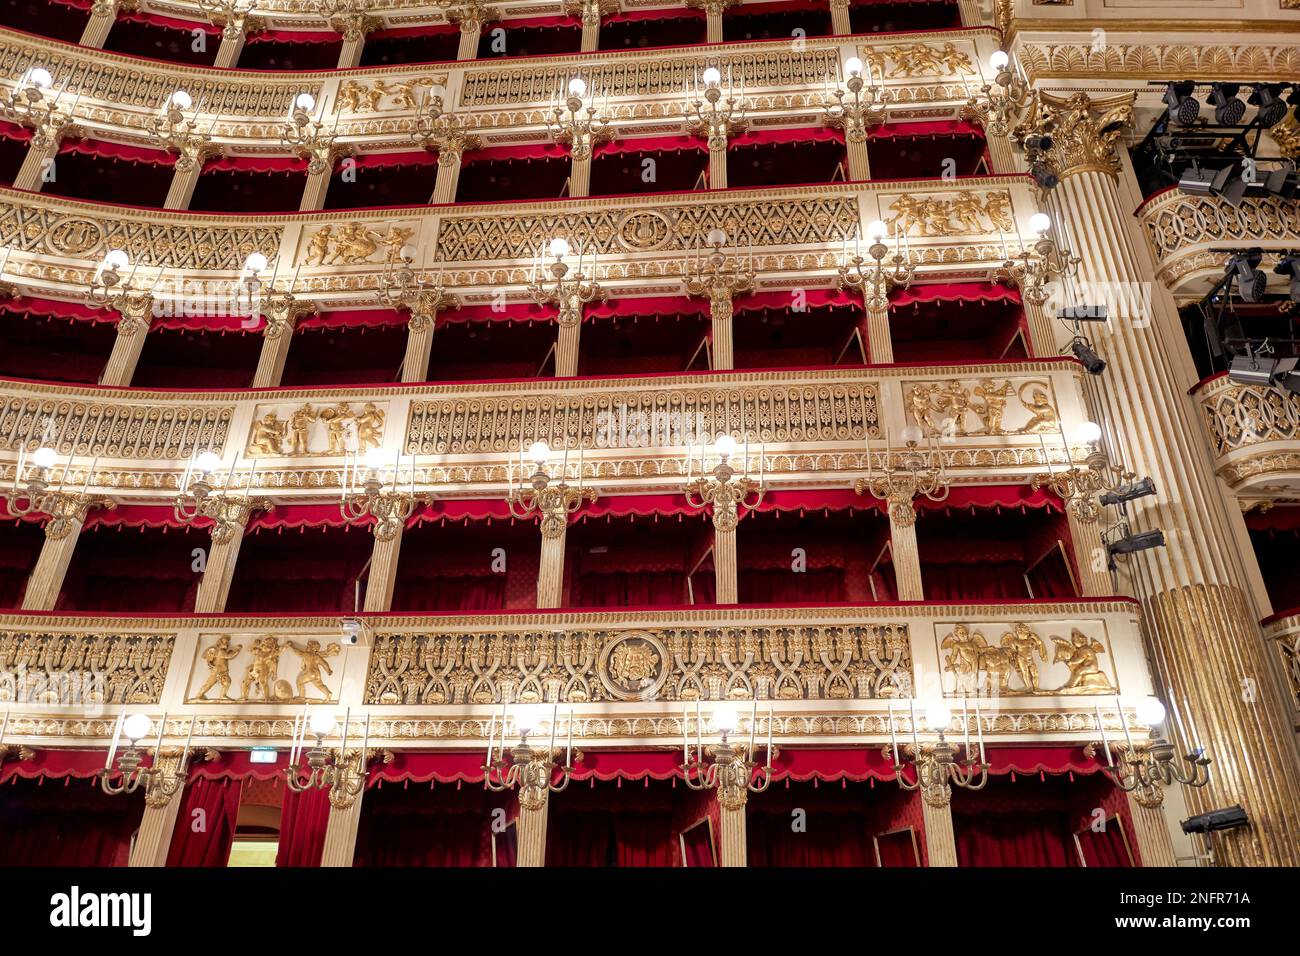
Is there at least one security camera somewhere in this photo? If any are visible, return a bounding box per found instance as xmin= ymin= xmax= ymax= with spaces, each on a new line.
xmin=340 ymin=618 xmax=368 ymax=646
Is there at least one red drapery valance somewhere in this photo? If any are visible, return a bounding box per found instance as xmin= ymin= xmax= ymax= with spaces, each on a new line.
xmin=297 ymin=308 xmax=409 ymax=330
xmin=869 ymin=119 xmax=985 ymax=140
xmin=605 ymin=7 xmax=705 ymax=23
xmin=368 ymin=23 xmax=461 ymax=40
xmin=367 ymin=751 xmax=487 ymax=788
xmin=246 ymin=505 xmax=356 ymax=533
xmin=439 ymin=301 xmax=559 ymax=325
xmin=408 ymin=498 xmax=535 ymax=528
xmin=572 ymin=495 xmax=699 ymax=522
xmin=461 ymin=142 xmax=568 ymax=165
xmin=730 ymin=126 xmax=845 ymax=148
xmin=890 ymin=281 xmax=1021 ymax=309
xmin=0 ymin=296 xmax=117 ymax=323
xmin=733 ymin=288 xmax=860 ymax=313
xmin=151 ymin=310 xmax=263 ymax=333
xmin=82 ymin=505 xmax=185 ymax=531
xmin=915 ymin=485 xmax=1064 ymax=514
xmin=203 ymin=154 xmax=308 ymax=174
xmin=57 ymin=138 xmax=176 ymax=167
xmin=0 ymin=119 xmax=33 ymax=144
xmin=0 ymin=748 xmax=105 ymax=784
xmin=764 ymin=746 xmax=1106 ymax=784
xmin=489 ymin=13 xmax=581 ymax=29
xmin=246 ymin=29 xmax=342 ymax=43
xmin=749 ymin=488 xmax=886 ymax=516
xmin=116 ymin=9 xmax=222 ymax=34
xmin=594 ymin=135 xmax=708 ymax=159
xmin=345 ymin=150 xmax=438 ymax=171
xmin=570 ymin=749 xmax=685 ymax=782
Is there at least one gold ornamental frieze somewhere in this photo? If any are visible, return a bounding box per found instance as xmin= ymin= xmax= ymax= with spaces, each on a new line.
xmin=0 ymin=629 xmax=173 ymax=706
xmin=1262 ymin=614 xmax=1300 ymax=718
xmin=902 ymin=376 xmax=1061 ymax=438
xmin=938 ymin=621 xmax=1118 ymax=698
xmin=1197 ymin=380 xmax=1300 ymax=456
xmin=881 ymin=190 xmax=1015 ymax=238
xmin=1018 ymin=37 xmax=1300 ymax=82
xmin=301 ymin=222 xmax=417 ymax=266
xmin=364 ymin=622 xmax=914 ymax=705
xmin=186 ymin=633 xmax=346 ymax=705
xmin=334 ymin=75 xmax=449 ymax=113
xmin=245 ymin=400 xmax=387 ymax=458
xmin=0 ymin=393 xmax=233 ymax=460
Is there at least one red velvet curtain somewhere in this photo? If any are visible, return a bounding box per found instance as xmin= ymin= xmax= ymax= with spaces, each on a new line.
xmin=1077 ymin=818 xmax=1135 ymax=867
xmin=275 ymin=786 xmax=330 ymax=867
xmin=574 ymin=570 xmax=686 ymax=607
xmin=737 ymin=567 xmax=845 ymax=604
xmin=747 ymin=782 xmax=877 ymax=866
xmin=545 ymin=779 xmax=679 ymax=866
xmin=354 ymin=782 xmax=507 ymax=866
xmin=955 ymin=811 xmax=1078 ymax=867
xmin=166 ymin=775 xmax=242 ymax=867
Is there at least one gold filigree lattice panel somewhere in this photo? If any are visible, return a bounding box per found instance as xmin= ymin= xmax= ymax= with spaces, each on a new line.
xmin=0 ymin=630 xmax=174 ymax=706
xmin=0 ymin=396 xmax=233 ymax=459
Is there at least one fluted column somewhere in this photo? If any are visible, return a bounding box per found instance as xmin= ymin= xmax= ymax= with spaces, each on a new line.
xmin=719 ymin=800 xmax=746 ymax=866
xmin=920 ymin=792 xmax=958 ymax=866
xmin=887 ymin=502 xmax=924 ymax=600
xmin=21 ymin=516 xmax=85 ymax=611
xmin=537 ymin=523 xmax=566 ymax=608
xmin=80 ymin=0 xmax=119 ymax=48
xmin=402 ymin=313 xmax=436 ymax=382
xmin=1023 ymin=297 xmax=1063 ymax=358
xmin=707 ymin=135 xmax=727 ymax=189
xmin=213 ymin=21 xmax=248 ymax=69
xmin=708 ymin=291 xmax=733 ymax=371
xmin=984 ymin=129 xmax=1017 ymax=176
xmin=333 ymin=14 xmax=376 ymax=68
xmin=448 ymin=2 xmax=490 ymax=61
xmin=1066 ymin=510 xmax=1112 ymax=598
xmin=957 ymin=0 xmax=984 ymax=27
xmin=164 ymin=141 xmax=211 ymax=211
xmin=1038 ymin=91 xmax=1300 ymax=866
xmin=100 ymin=299 xmax=153 ymax=387
xmin=569 ymin=149 xmax=592 ymax=199
xmin=320 ymin=797 xmax=364 ymax=866
xmin=299 ymin=163 xmax=333 ymax=212
xmin=1126 ymin=792 xmax=1177 ymax=867
xmin=571 ymin=0 xmax=604 ymax=51
xmin=363 ymin=529 xmax=403 ymax=612
xmin=866 ymin=304 xmax=892 ymax=363
xmin=713 ymin=518 xmax=738 ymax=604
xmin=193 ymin=517 xmax=251 ymax=613
xmin=515 ymin=797 xmax=548 ymax=867
xmin=430 ymin=133 xmax=475 ymax=204
xmin=844 ymin=132 xmax=871 ymax=181
xmin=829 ymin=0 xmax=851 ymax=34
xmin=127 ymin=754 xmax=185 ymax=867
xmin=13 ymin=136 xmax=62 ymax=192
xmin=689 ymin=0 xmax=731 ymax=43
xmin=252 ymin=293 xmax=301 ymax=388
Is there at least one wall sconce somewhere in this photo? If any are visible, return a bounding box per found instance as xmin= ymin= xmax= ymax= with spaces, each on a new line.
xmin=887 ymin=698 xmax=988 ymax=807
xmin=286 ymin=707 xmax=371 ymax=809
xmin=100 ymin=712 xmax=195 ymax=808
xmin=682 ymin=701 xmax=773 ymax=808
xmin=484 ymin=703 xmax=576 ymax=809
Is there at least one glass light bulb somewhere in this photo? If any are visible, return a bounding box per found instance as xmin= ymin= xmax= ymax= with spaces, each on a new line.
xmin=900 ymin=424 xmax=924 ymax=445
xmin=567 ymin=77 xmax=587 ymax=98
xmin=1029 ymin=212 xmax=1052 ymax=235
xmin=244 ymin=251 xmax=268 ymax=274
xmin=104 ymin=249 xmax=129 ymax=271
xmin=1072 ymin=421 xmax=1103 ymax=445
xmin=1136 ymin=696 xmax=1166 ymax=729
xmin=27 ymin=68 xmax=52 ymax=90
xmin=123 ymin=713 xmax=152 ymax=743
xmin=706 ymin=228 xmax=728 ymax=247
xmin=714 ymin=434 xmax=737 ymax=458
xmin=990 ymin=50 xmax=1010 ymax=71
xmin=363 ymin=447 xmax=389 ymax=471
xmin=195 ymin=451 xmax=222 ymax=474
xmin=513 ymin=704 xmax=544 ymax=737
xmin=712 ymin=703 xmax=739 ymax=734
xmin=398 ymin=244 xmax=417 ymax=262
xmin=548 ymin=237 xmax=570 ymax=258
xmin=867 ymin=219 xmax=888 ymax=241
xmin=844 ymin=56 xmax=864 ymax=77
xmin=169 ymin=89 xmax=192 ymax=110
xmin=528 ymin=440 xmax=552 ymax=465
xmin=702 ymin=67 xmax=721 ymax=87
xmin=308 ymin=710 xmax=337 ymax=737
xmin=925 ymin=700 xmax=952 ymax=730
xmin=31 ymin=446 xmax=56 ymax=469
xmin=294 ymin=92 xmax=316 ymax=112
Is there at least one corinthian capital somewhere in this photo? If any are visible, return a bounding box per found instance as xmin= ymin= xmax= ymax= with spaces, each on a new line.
xmin=443 ymin=0 xmax=495 ymax=31
xmin=1017 ymin=90 xmax=1135 ymax=181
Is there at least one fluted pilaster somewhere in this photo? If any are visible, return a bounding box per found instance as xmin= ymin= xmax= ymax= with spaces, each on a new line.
xmin=866 ymin=304 xmax=892 ymax=363
xmin=193 ymin=528 xmax=246 ymax=613
xmin=537 ymin=526 xmax=566 ymax=608
xmin=1126 ymin=792 xmax=1177 ymax=867
xmin=13 ymin=139 xmax=60 ymax=192
xmin=921 ymin=796 xmax=958 ymax=866
xmin=516 ymin=800 xmax=548 ymax=867
xmin=719 ymin=803 xmax=746 ymax=866
xmin=21 ymin=518 xmax=85 ymax=610
xmin=363 ymin=529 xmax=403 ymax=612
xmin=320 ymin=797 xmax=364 ymax=866
xmin=714 ymin=525 xmax=738 ymax=604
xmin=888 ymin=508 xmax=924 ymax=600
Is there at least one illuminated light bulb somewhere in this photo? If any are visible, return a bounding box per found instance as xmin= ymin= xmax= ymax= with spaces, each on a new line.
xmin=293 ymin=92 xmax=316 ymax=112
xmin=548 ymin=237 xmax=570 ymax=258
xmin=989 ymin=50 xmax=1010 ymax=72
xmin=702 ymin=67 xmax=721 ymax=88
xmin=1136 ymin=696 xmax=1166 ymax=729
xmin=714 ymin=434 xmax=737 ymax=459
xmin=712 ymin=703 xmax=739 ymax=735
xmin=103 ymin=249 xmax=129 ymax=271
xmin=363 ymin=447 xmax=389 ymax=471
xmin=27 ymin=68 xmax=52 ymax=90
xmin=31 ymin=446 xmax=56 ymax=470
xmin=925 ymin=700 xmax=952 ymax=730
xmin=567 ymin=77 xmax=587 ymax=98
xmin=123 ymin=713 xmax=152 ymax=743
xmin=513 ymin=704 xmax=544 ymax=738
xmin=528 ymin=440 xmax=552 ymax=466
xmin=706 ymin=227 xmax=728 ymax=247
xmin=244 ymin=251 xmax=268 ymax=274
xmin=844 ymin=56 xmax=864 ymax=78
xmin=398 ymin=244 xmax=417 ymax=262
xmin=309 ymin=709 xmax=337 ymax=738
xmin=169 ymin=89 xmax=192 ymax=110
xmin=195 ymin=451 xmax=222 ymax=474
xmin=1072 ymin=421 xmax=1103 ymax=445
xmin=866 ymin=219 xmax=888 ymax=241
xmin=900 ymin=424 xmax=924 ymax=446
xmin=1029 ymin=212 xmax=1052 ymax=236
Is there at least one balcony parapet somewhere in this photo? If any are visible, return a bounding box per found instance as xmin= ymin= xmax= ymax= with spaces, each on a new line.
xmin=1193 ymin=373 xmax=1300 ymax=495
xmin=0 ymin=599 xmax=1154 ymax=748
xmin=0 ymin=359 xmax=1090 ymax=495
xmin=1261 ymin=609 xmax=1300 ymax=726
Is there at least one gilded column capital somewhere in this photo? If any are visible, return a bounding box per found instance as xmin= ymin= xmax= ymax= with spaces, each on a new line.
xmin=686 ymin=0 xmax=738 ymax=15
xmin=444 ymin=0 xmax=495 ymax=32
xmin=330 ymin=11 xmax=381 ymax=42
xmin=1269 ymin=117 xmax=1300 ymax=161
xmin=1016 ymin=90 xmax=1135 ymax=181
xmin=112 ymin=290 xmax=155 ymax=336
xmin=564 ymin=0 xmax=618 ymax=22
xmin=262 ymin=291 xmax=310 ymax=340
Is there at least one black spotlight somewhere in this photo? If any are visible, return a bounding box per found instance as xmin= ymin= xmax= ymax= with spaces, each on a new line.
xmin=1106 ymin=528 xmax=1166 ymax=569
xmin=1209 ymin=83 xmax=1246 ymax=125
xmin=1248 ymin=84 xmax=1289 ymax=127
xmin=1181 ymin=805 xmax=1248 ymax=835
xmin=1099 ymin=477 xmax=1157 ymax=507
xmin=1071 ymin=337 xmax=1106 ymax=375
xmin=1177 ymin=162 xmax=1233 ymax=197
xmin=1264 ymin=166 xmax=1299 ymax=200
xmin=1275 ymin=255 xmax=1300 ymax=303
xmin=1030 ymin=161 xmax=1058 ymax=190
xmin=1163 ymin=82 xmax=1200 ymax=125
xmin=1023 ymin=133 xmax=1053 ymax=152
xmin=1227 ymin=249 xmax=1266 ymax=303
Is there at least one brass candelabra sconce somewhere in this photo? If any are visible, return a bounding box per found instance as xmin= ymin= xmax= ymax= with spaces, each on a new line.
xmin=483 ymin=704 xmax=576 ymax=809
xmin=286 ymin=707 xmax=371 ymax=809
xmin=507 ymin=440 xmax=595 ymax=537
xmin=686 ymin=65 xmax=747 ymax=146
xmin=545 ymin=76 xmax=612 ymax=161
xmin=887 ymin=699 xmax=988 ymax=807
xmin=5 ymin=444 xmax=111 ymax=540
xmin=528 ymin=236 xmax=604 ymax=328
xmin=340 ymin=450 xmax=429 ymax=541
xmin=681 ymin=702 xmax=773 ymax=808
xmin=174 ymin=451 xmax=271 ymax=543
xmin=378 ymin=243 xmax=458 ymax=331
xmin=959 ymin=49 xmax=1034 ymax=138
xmin=0 ymin=710 xmax=32 ymax=766
xmin=148 ymin=89 xmax=214 ymax=172
xmin=409 ymin=89 xmax=479 ymax=154
xmin=0 ymin=66 xmax=76 ymax=147
xmin=822 ymin=56 xmax=889 ymax=142
xmin=685 ymin=229 xmax=755 ymax=309
xmin=1031 ymin=422 xmax=1136 ymax=524
xmin=100 ymin=712 xmax=196 ymax=808
xmin=856 ymin=426 xmax=949 ymax=526
xmin=837 ymin=218 xmax=915 ymax=311
xmin=279 ymin=92 xmax=341 ymax=175
xmin=87 ymin=248 xmax=156 ymax=326
xmin=684 ymin=434 xmax=765 ymax=531
xmin=1093 ymin=697 xmax=1212 ymax=809
xmin=992 ymin=212 xmax=1080 ymax=307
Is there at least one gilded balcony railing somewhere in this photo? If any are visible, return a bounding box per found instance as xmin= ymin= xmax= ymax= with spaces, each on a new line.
xmin=1193 ymin=374 xmax=1300 ymax=495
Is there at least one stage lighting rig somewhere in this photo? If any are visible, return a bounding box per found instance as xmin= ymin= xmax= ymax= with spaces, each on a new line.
xmin=1275 ymin=254 xmax=1300 ymax=302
